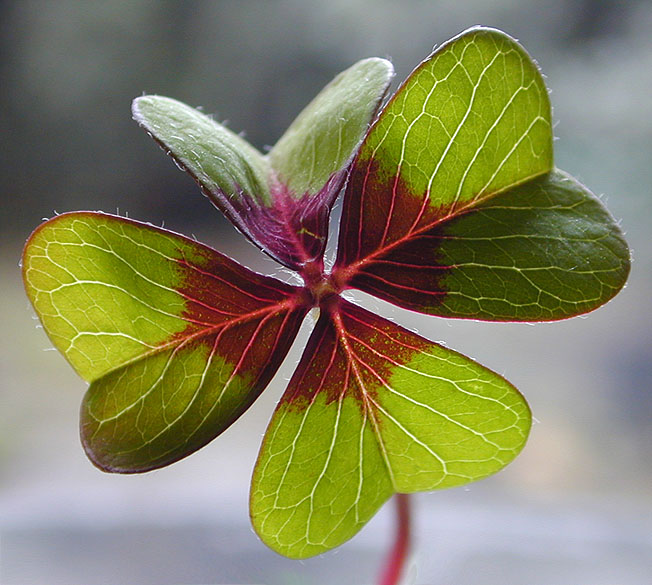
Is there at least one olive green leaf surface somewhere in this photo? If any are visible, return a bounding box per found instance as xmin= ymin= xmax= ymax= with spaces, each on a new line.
xmin=345 ymin=169 xmax=630 ymax=321
xmin=22 ymin=26 xmax=629 ymax=561
xmin=133 ymin=58 xmax=394 ymax=270
xmin=22 ymin=212 xmax=307 ymax=472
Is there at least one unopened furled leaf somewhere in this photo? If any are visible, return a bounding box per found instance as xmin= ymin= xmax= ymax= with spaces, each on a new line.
xmin=22 ymin=212 xmax=307 ymax=471
xmin=133 ymin=58 xmax=393 ymax=270
xmin=269 ymin=57 xmax=394 ymax=198
xmin=251 ymin=299 xmax=530 ymax=558
xmin=133 ymin=94 xmax=272 ymax=205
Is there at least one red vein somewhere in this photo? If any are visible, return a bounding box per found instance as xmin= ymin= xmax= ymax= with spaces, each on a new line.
xmin=353 ymin=271 xmax=447 ymax=297
xmin=94 ymin=298 xmax=302 ymax=381
xmin=343 ymin=167 xmax=548 ymax=283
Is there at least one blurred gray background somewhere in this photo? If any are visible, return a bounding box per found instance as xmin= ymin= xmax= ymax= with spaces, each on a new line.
xmin=1 ymin=1 xmax=650 ymax=584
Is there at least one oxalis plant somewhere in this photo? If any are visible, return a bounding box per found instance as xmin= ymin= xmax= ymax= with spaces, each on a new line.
xmin=23 ymin=27 xmax=629 ymax=584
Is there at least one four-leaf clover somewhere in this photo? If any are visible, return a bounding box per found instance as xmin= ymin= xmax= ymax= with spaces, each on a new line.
xmin=22 ymin=27 xmax=629 ymax=558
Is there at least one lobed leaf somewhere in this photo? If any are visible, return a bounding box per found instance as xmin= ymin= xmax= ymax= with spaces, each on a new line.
xmin=22 ymin=212 xmax=307 ymax=471
xmin=251 ymin=299 xmax=530 ymax=558
xmin=336 ymin=26 xmax=553 ymax=269
xmin=346 ymin=170 xmax=631 ymax=321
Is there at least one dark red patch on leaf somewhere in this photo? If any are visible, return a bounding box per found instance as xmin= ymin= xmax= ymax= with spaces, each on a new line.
xmin=172 ymin=238 xmax=309 ymax=384
xmin=336 ymin=156 xmax=446 ymax=269
xmin=347 ymin=225 xmax=454 ymax=314
xmin=175 ymin=240 xmax=302 ymax=329
xmin=333 ymin=155 xmax=456 ymax=314
xmin=277 ymin=308 xmax=344 ymax=408
xmin=278 ymin=299 xmax=431 ymax=414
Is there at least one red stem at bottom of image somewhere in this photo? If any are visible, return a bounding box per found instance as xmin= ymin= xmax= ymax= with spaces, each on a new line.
xmin=378 ymin=493 xmax=412 ymax=585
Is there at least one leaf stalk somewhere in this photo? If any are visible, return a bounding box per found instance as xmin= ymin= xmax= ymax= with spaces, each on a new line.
xmin=378 ymin=493 xmax=412 ymax=585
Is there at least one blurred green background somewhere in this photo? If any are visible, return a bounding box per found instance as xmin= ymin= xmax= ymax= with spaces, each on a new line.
xmin=1 ymin=1 xmax=650 ymax=584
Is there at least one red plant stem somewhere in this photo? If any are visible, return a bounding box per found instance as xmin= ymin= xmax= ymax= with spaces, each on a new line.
xmin=378 ymin=493 xmax=412 ymax=585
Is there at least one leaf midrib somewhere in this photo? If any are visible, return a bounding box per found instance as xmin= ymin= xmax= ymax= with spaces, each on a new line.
xmin=329 ymin=307 xmax=398 ymax=490
xmin=342 ymin=168 xmax=552 ymax=278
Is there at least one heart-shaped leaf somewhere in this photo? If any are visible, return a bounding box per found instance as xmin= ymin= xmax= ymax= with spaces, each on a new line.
xmin=251 ymin=299 xmax=530 ymax=558
xmin=22 ymin=212 xmax=307 ymax=471
xmin=335 ymin=27 xmax=628 ymax=321
xmin=133 ymin=58 xmax=393 ymax=270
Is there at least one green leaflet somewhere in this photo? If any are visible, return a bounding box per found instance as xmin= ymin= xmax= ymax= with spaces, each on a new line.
xmin=336 ymin=27 xmax=553 ymax=267
xmin=429 ymin=170 xmax=631 ymax=320
xmin=133 ymin=59 xmax=393 ymax=271
xmin=81 ymin=333 xmax=253 ymax=472
xmin=251 ymin=300 xmax=530 ymax=558
xmin=252 ymin=384 xmax=393 ymax=559
xmin=22 ymin=212 xmax=307 ymax=471
xmin=134 ymin=58 xmax=393 ymax=208
xmin=269 ymin=57 xmax=394 ymax=197
xmin=23 ymin=212 xmax=199 ymax=380
xmin=348 ymin=170 xmax=631 ymax=321
xmin=80 ymin=307 xmax=301 ymax=472
xmin=364 ymin=26 xmax=552 ymax=211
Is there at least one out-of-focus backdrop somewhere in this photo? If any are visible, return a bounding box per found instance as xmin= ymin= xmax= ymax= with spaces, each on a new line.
xmin=1 ymin=2 xmax=650 ymax=584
